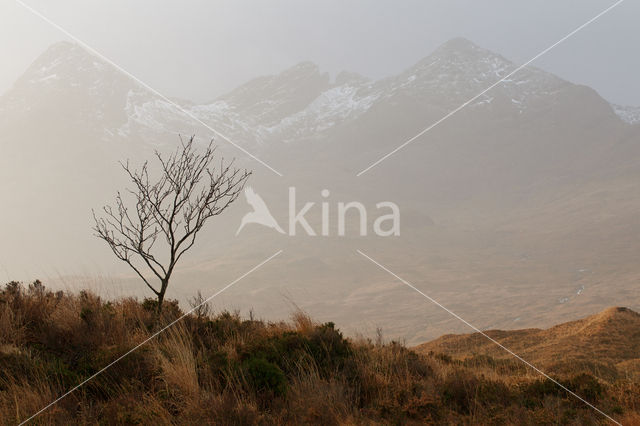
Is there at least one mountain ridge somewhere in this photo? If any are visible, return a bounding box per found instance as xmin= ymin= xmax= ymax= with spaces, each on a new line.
xmin=1 ymin=37 xmax=639 ymax=346
xmin=415 ymin=306 xmax=640 ymax=380
xmin=4 ymin=37 xmax=637 ymax=150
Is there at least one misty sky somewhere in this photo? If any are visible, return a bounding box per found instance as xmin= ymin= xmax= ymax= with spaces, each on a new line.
xmin=1 ymin=0 xmax=638 ymax=105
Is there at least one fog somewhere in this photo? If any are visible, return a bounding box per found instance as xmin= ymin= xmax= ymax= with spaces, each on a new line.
xmin=1 ymin=1 xmax=639 ymax=343
xmin=1 ymin=0 xmax=639 ymax=105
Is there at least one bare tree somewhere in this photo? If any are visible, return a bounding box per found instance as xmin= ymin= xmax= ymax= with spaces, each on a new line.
xmin=93 ymin=137 xmax=251 ymax=312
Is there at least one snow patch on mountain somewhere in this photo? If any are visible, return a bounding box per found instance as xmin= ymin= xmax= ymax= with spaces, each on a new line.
xmin=370 ymin=38 xmax=569 ymax=115
xmin=259 ymin=83 xmax=382 ymax=142
xmin=612 ymin=104 xmax=640 ymax=124
xmin=3 ymin=37 xmax=627 ymax=149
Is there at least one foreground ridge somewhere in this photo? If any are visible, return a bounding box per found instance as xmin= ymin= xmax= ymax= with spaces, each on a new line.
xmin=0 ymin=281 xmax=637 ymax=424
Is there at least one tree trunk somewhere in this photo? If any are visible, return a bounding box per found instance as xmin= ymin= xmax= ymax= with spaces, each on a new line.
xmin=157 ymin=279 xmax=169 ymax=314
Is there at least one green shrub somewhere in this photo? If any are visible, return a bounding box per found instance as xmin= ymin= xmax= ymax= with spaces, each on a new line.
xmin=0 ymin=282 xmax=636 ymax=424
xmin=565 ymin=373 xmax=603 ymax=403
xmin=307 ymin=322 xmax=351 ymax=375
xmin=244 ymin=357 xmax=287 ymax=398
xmin=79 ymin=307 xmax=93 ymax=324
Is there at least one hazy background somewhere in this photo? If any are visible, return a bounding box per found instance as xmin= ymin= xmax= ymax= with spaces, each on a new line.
xmin=1 ymin=0 xmax=639 ymax=344
xmin=1 ymin=0 xmax=639 ymax=105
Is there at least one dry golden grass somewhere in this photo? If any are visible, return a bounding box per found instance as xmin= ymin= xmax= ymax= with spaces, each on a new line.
xmin=0 ymin=280 xmax=637 ymax=424
xmin=154 ymin=323 xmax=200 ymax=401
xmin=415 ymin=306 xmax=640 ymax=383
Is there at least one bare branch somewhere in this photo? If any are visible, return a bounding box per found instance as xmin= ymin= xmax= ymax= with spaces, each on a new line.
xmin=93 ymin=136 xmax=251 ymax=311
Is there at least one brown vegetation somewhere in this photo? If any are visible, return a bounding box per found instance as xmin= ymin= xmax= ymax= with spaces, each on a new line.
xmin=0 ymin=281 xmax=637 ymax=424
xmin=415 ymin=307 xmax=640 ymax=383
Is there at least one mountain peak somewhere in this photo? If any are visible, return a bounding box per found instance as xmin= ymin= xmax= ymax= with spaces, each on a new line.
xmin=430 ymin=37 xmax=504 ymax=64
xmin=0 ymin=40 xmax=142 ymax=133
xmin=437 ymin=37 xmax=481 ymax=53
xmin=12 ymin=40 xmax=119 ymax=91
xmin=45 ymin=40 xmax=79 ymax=52
xmin=30 ymin=40 xmax=94 ymax=69
xmin=213 ymin=60 xmax=330 ymax=127
xmin=403 ymin=37 xmax=509 ymax=79
xmin=283 ymin=61 xmax=321 ymax=74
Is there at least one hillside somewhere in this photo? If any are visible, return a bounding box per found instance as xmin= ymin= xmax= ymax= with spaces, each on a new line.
xmin=0 ymin=281 xmax=638 ymax=424
xmin=415 ymin=307 xmax=640 ymax=382
xmin=1 ymin=37 xmax=640 ymax=347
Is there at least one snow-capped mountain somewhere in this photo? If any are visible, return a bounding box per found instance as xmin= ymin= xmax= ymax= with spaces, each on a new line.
xmin=2 ymin=37 xmax=640 ymax=343
xmin=1 ymin=41 xmax=136 ymax=132
xmin=2 ymin=37 xmax=637 ymax=239
xmin=3 ymin=37 xmax=634 ymax=155
xmin=379 ymin=38 xmax=568 ymax=110
xmin=117 ymin=60 xmax=376 ymax=146
xmin=120 ymin=37 xmax=636 ymax=148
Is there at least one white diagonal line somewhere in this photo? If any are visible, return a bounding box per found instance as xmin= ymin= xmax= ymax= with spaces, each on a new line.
xmin=356 ymin=249 xmax=621 ymax=425
xmin=357 ymin=0 xmax=626 ymax=176
xmin=15 ymin=0 xmax=283 ymax=177
xmin=19 ymin=250 xmax=283 ymax=425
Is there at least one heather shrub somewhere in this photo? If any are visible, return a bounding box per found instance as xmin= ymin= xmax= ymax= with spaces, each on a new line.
xmin=244 ymin=357 xmax=287 ymax=398
xmin=0 ymin=281 xmax=633 ymax=425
